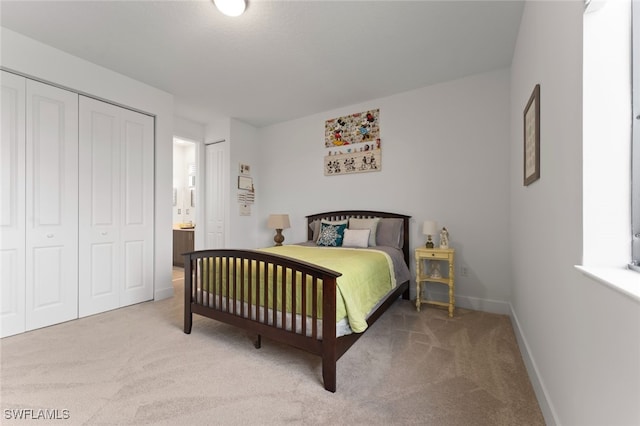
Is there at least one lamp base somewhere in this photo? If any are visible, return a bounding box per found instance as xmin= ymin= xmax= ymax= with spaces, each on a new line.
xmin=273 ymin=229 xmax=284 ymax=246
xmin=425 ymin=235 xmax=434 ymax=248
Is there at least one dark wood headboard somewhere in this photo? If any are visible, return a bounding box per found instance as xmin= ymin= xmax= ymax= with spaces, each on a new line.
xmin=306 ymin=210 xmax=411 ymax=267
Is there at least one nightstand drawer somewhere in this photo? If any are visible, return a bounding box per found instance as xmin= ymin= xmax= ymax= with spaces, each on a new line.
xmin=426 ymin=251 xmax=449 ymax=260
xmin=415 ymin=250 xmax=450 ymax=260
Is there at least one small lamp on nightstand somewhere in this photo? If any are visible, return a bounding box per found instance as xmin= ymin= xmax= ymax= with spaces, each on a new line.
xmin=422 ymin=220 xmax=438 ymax=248
xmin=267 ymin=214 xmax=290 ymax=246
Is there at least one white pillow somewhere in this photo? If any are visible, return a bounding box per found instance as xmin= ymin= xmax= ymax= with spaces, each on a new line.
xmin=342 ymin=229 xmax=370 ymax=248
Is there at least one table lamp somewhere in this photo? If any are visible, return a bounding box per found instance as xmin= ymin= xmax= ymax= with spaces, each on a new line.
xmin=422 ymin=220 xmax=438 ymax=248
xmin=267 ymin=214 xmax=290 ymax=246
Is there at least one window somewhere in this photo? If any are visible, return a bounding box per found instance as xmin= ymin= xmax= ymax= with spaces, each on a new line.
xmin=633 ymin=1 xmax=640 ymax=271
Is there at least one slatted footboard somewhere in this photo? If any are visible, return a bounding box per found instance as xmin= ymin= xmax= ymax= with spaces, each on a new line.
xmin=183 ymin=249 xmax=343 ymax=392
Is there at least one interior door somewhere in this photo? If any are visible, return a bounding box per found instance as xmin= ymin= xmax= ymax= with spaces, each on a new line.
xmin=78 ymin=96 xmax=121 ymax=317
xmin=25 ymin=79 xmax=78 ymax=330
xmin=1 ymin=71 xmax=26 ymax=337
xmin=205 ymin=142 xmax=226 ymax=249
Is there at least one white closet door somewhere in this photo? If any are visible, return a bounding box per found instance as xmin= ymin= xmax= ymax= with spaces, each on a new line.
xmin=78 ymin=97 xmax=121 ymax=316
xmin=1 ymin=71 xmax=26 ymax=337
xmin=119 ymin=107 xmax=153 ymax=307
xmin=205 ymin=142 xmax=226 ymax=249
xmin=79 ymin=97 xmax=153 ymax=316
xmin=25 ymin=79 xmax=78 ymax=330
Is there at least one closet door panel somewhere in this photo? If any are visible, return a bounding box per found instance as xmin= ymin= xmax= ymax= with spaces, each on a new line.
xmin=79 ymin=97 xmax=121 ymax=317
xmin=25 ymin=79 xmax=78 ymax=330
xmin=0 ymin=71 xmax=26 ymax=337
xmin=79 ymin=97 xmax=153 ymax=314
xmin=120 ymin=109 xmax=154 ymax=305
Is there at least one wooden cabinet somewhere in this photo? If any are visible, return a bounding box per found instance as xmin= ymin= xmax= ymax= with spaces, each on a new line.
xmin=173 ymin=229 xmax=194 ymax=267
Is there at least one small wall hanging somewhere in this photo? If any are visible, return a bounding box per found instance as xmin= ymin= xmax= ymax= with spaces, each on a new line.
xmin=324 ymin=108 xmax=381 ymax=176
xmin=523 ymin=84 xmax=540 ymax=186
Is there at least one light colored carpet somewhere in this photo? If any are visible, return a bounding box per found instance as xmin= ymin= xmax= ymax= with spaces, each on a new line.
xmin=0 ymin=268 xmax=545 ymax=425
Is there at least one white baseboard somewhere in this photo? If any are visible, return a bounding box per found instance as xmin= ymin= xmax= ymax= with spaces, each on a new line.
xmin=154 ymin=286 xmax=175 ymax=301
xmin=509 ymin=303 xmax=559 ymax=426
xmin=422 ymin=290 xmax=511 ymax=315
xmin=454 ymin=294 xmax=511 ymax=315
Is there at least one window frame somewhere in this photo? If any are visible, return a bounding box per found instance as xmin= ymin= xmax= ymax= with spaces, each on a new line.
xmin=632 ymin=0 xmax=640 ymax=271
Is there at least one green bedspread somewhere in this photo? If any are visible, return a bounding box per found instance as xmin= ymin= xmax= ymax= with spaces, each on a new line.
xmin=258 ymin=245 xmax=395 ymax=333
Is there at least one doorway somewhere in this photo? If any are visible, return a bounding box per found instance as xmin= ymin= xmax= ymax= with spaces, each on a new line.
xmin=172 ymin=138 xmax=197 ymax=267
xmin=173 ymin=138 xmax=197 ymax=227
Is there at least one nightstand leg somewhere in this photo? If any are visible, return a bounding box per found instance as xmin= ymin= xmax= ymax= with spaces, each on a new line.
xmin=448 ymin=283 xmax=454 ymax=317
xmin=416 ymin=281 xmax=421 ymax=312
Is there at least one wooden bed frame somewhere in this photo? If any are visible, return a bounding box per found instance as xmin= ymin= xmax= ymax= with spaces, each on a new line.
xmin=183 ymin=210 xmax=411 ymax=392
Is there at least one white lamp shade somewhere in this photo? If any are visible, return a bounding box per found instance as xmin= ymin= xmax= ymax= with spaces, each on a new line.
xmin=213 ymin=0 xmax=246 ymax=17
xmin=267 ymin=214 xmax=290 ymax=230
xmin=422 ymin=220 xmax=438 ymax=236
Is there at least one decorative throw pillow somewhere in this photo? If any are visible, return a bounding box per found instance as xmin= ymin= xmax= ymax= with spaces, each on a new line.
xmin=316 ymin=220 xmax=348 ymax=247
xmin=348 ymin=217 xmax=380 ymax=247
xmin=342 ymin=229 xmax=370 ymax=248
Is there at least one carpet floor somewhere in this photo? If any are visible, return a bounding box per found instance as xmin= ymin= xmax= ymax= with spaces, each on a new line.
xmin=0 ymin=268 xmax=545 ymax=425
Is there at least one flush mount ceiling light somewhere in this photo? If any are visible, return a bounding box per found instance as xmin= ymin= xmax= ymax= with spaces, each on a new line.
xmin=213 ymin=0 xmax=246 ymax=17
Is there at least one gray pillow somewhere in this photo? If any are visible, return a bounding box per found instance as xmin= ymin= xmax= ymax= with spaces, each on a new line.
xmin=348 ymin=217 xmax=380 ymax=247
xmin=376 ymin=218 xmax=404 ymax=249
xmin=308 ymin=219 xmax=321 ymax=242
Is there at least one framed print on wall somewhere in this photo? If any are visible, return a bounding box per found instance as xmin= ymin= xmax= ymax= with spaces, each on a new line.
xmin=523 ymin=84 xmax=541 ymax=186
xmin=324 ymin=108 xmax=381 ymax=176
xmin=239 ymin=163 xmax=251 ymax=176
xmin=238 ymin=175 xmax=253 ymax=191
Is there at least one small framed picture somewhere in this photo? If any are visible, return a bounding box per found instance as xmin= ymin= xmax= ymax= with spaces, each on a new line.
xmin=523 ymin=84 xmax=541 ymax=186
xmin=238 ymin=175 xmax=253 ymax=190
xmin=239 ymin=163 xmax=251 ymax=176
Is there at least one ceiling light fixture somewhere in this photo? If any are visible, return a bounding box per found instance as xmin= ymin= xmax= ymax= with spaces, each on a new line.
xmin=214 ymin=0 xmax=246 ymax=17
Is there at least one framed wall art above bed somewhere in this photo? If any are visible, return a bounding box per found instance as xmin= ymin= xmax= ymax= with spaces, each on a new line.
xmin=324 ymin=109 xmax=382 ymax=176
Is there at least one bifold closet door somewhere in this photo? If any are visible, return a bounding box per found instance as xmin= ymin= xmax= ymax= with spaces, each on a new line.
xmin=25 ymin=79 xmax=79 ymax=331
xmin=79 ymin=96 xmax=154 ymax=317
xmin=1 ymin=71 xmax=26 ymax=337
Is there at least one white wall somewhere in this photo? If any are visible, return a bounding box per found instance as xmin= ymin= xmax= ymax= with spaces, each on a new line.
xmin=509 ymin=2 xmax=640 ymax=425
xmin=174 ymin=115 xmax=205 ymax=144
xmin=1 ymin=27 xmax=175 ymax=300
xmin=256 ymin=69 xmax=512 ymax=313
xmin=228 ymin=118 xmax=260 ymax=249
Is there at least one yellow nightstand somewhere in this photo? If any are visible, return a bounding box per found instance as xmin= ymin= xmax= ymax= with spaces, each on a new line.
xmin=415 ymin=247 xmax=455 ymax=317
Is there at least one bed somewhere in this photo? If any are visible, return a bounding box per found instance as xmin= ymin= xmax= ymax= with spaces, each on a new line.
xmin=183 ymin=210 xmax=411 ymax=392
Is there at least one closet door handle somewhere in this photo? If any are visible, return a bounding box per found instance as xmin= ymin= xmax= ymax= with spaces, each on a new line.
xmin=101 ymin=231 xmax=108 ymax=236
xmin=46 ymin=233 xmax=54 ymax=238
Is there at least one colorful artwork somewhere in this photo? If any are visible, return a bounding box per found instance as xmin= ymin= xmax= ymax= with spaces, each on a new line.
xmin=324 ymin=109 xmax=381 ymax=176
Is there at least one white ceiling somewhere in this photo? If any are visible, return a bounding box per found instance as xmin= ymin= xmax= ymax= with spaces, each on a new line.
xmin=0 ymin=0 xmax=524 ymax=127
